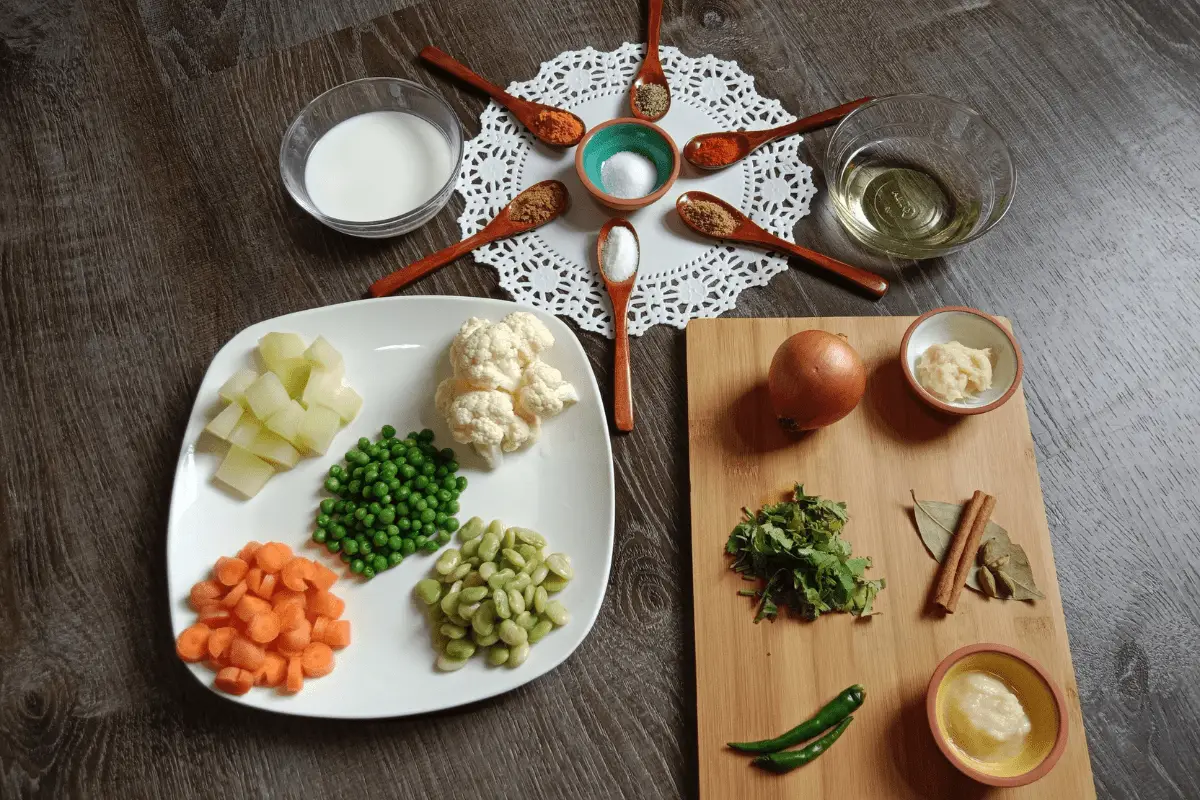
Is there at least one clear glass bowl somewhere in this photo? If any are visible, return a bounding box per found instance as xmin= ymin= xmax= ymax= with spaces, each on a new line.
xmin=825 ymin=94 xmax=1015 ymax=259
xmin=279 ymin=77 xmax=464 ymax=238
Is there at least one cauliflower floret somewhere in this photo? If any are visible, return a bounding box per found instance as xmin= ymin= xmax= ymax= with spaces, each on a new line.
xmin=515 ymin=360 xmax=578 ymax=421
xmin=435 ymin=377 xmax=473 ymax=418
xmin=444 ymin=389 xmax=539 ymax=468
xmin=503 ymin=312 xmax=555 ymax=365
xmin=450 ymin=320 xmax=523 ymax=392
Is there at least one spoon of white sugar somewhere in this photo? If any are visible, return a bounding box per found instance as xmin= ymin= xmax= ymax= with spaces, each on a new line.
xmin=596 ymin=219 xmax=641 ymax=432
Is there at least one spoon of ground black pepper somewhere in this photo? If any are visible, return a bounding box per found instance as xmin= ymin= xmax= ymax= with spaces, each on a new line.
xmin=369 ymin=181 xmax=570 ymax=296
xmin=629 ymin=0 xmax=671 ymax=121
xmin=675 ymin=191 xmax=889 ymax=298
xmin=684 ymin=97 xmax=875 ymax=170
xmin=419 ymin=46 xmax=586 ymax=147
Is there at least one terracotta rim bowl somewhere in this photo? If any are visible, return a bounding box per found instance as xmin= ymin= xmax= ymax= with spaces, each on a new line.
xmin=900 ymin=306 xmax=1024 ymax=416
xmin=926 ymin=643 xmax=1069 ymax=788
xmin=574 ymin=118 xmax=680 ymax=211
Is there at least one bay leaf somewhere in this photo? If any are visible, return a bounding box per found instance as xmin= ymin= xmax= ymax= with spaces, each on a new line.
xmin=909 ymin=491 xmax=1039 ymax=601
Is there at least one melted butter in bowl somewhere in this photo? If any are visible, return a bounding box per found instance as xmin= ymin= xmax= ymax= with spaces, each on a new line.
xmin=928 ymin=644 xmax=1068 ymax=787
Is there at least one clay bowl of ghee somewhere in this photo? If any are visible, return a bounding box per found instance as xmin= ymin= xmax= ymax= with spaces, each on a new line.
xmin=927 ymin=643 xmax=1069 ymax=787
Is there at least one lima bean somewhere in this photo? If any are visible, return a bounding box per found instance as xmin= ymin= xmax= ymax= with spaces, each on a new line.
xmin=487 ymin=568 xmax=515 ymax=591
xmin=530 ymin=565 xmax=549 ymax=586
xmin=414 ymin=579 xmax=442 ymax=605
xmin=534 ymin=586 xmax=549 ymax=613
xmin=542 ymin=576 xmax=569 ymax=593
xmin=508 ymin=588 xmax=526 ymax=615
xmin=478 ymin=561 xmax=497 ymax=581
xmin=545 ymin=553 xmax=573 ymax=580
xmin=435 ymin=548 xmax=461 ymax=575
xmin=462 ymin=571 xmax=485 ymax=589
xmin=472 ymin=603 xmax=496 ymax=636
xmin=478 ymin=533 xmax=500 ymax=562
xmin=493 ymin=588 xmax=511 ymax=619
xmin=506 ymin=572 xmax=531 ymax=593
xmin=515 ymin=544 xmax=537 ymax=562
xmin=499 ymin=619 xmax=528 ymax=646
xmin=436 ymin=654 xmax=469 ymax=672
xmin=461 ymin=537 xmax=480 ymax=558
xmin=528 ymin=619 xmax=553 ymax=643
xmin=501 ymin=548 xmax=526 ymax=569
xmin=459 ymin=586 xmax=489 ymax=604
xmin=445 ymin=639 xmax=477 ymax=660
xmin=440 ymin=623 xmax=467 ymax=639
xmin=487 ymin=646 xmax=510 ymax=666
xmin=515 ymin=611 xmax=536 ymax=631
xmin=458 ymin=516 xmax=485 ymax=542
xmin=457 ymin=602 xmax=481 ymax=620
xmin=501 ymin=526 xmax=516 ymax=551
xmin=486 ymin=519 xmax=505 ymax=539
xmin=449 ymin=562 xmax=472 ymax=582
xmin=544 ymin=600 xmax=570 ymax=626
xmin=514 ymin=527 xmax=546 ymax=548
xmin=440 ymin=590 xmax=461 ymax=617
xmin=473 ymin=630 xmax=500 ymax=647
xmin=507 ymin=642 xmax=530 ymax=668
xmin=523 ymin=584 xmax=536 ymax=609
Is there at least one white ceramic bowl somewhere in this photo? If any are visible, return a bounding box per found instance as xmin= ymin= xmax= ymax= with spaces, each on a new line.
xmin=900 ymin=306 xmax=1023 ymax=415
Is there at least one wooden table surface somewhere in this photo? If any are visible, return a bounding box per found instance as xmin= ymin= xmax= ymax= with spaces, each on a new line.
xmin=1 ymin=0 xmax=1197 ymax=797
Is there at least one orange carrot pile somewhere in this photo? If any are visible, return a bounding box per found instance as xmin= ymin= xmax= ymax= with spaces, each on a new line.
xmin=176 ymin=540 xmax=351 ymax=696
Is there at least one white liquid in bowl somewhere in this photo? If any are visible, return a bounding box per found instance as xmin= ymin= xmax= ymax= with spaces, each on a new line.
xmin=304 ymin=111 xmax=453 ymax=223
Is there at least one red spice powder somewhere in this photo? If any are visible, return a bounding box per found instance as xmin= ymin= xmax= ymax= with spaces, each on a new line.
xmin=691 ymin=137 xmax=740 ymax=167
xmin=534 ymin=109 xmax=584 ymax=145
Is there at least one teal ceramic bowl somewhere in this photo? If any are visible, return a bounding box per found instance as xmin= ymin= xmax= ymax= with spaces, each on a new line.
xmin=574 ymin=118 xmax=680 ymax=210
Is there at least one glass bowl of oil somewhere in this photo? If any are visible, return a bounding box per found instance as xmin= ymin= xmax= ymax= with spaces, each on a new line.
xmin=825 ymin=95 xmax=1015 ymax=259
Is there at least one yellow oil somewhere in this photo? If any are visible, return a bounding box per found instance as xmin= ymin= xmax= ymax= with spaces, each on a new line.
xmin=838 ymin=164 xmax=980 ymax=251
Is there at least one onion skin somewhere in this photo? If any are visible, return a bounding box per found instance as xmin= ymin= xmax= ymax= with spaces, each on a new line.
xmin=768 ymin=331 xmax=866 ymax=432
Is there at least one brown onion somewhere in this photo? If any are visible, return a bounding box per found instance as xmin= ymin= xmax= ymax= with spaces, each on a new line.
xmin=768 ymin=330 xmax=866 ymax=432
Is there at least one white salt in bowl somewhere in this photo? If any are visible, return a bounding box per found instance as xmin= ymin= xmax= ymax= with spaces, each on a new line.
xmin=279 ymin=77 xmax=463 ymax=238
xmin=900 ymin=306 xmax=1023 ymax=416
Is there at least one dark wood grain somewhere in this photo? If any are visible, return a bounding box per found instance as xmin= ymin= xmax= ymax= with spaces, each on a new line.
xmin=2 ymin=0 xmax=1199 ymax=797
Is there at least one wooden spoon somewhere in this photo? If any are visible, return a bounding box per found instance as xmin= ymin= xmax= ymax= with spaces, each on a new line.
xmin=369 ymin=181 xmax=569 ymax=297
xmin=629 ymin=0 xmax=670 ymax=121
xmin=420 ymin=46 xmax=586 ymax=147
xmin=675 ymin=191 xmax=889 ymax=298
xmin=683 ymin=97 xmax=875 ymax=170
xmin=596 ymin=218 xmax=640 ymax=432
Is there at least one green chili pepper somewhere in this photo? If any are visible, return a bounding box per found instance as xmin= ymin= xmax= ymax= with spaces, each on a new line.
xmin=751 ymin=716 xmax=854 ymax=773
xmin=728 ymin=684 xmax=864 ymax=754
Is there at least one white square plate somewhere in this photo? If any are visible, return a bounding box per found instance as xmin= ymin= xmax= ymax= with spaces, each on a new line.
xmin=167 ymin=297 xmax=614 ymax=717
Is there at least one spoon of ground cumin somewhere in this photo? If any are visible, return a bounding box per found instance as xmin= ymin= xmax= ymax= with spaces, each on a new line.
xmin=370 ymin=181 xmax=570 ymax=296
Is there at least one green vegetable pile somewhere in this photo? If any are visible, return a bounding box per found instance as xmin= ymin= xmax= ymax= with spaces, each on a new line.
xmin=726 ymin=484 xmax=884 ymax=621
xmin=312 ymin=426 xmax=467 ymax=579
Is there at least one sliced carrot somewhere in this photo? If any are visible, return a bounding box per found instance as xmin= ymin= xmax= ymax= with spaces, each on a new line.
xmin=323 ymin=620 xmax=351 ymax=649
xmin=258 ymin=652 xmax=287 ymax=687
xmin=237 ymin=540 xmax=263 ymax=562
xmin=214 ymin=556 xmax=249 ymax=587
xmin=229 ymin=635 xmax=265 ymax=671
xmin=278 ymin=617 xmax=311 ymax=652
xmin=247 ymin=611 xmax=281 ymax=644
xmin=215 ymin=666 xmax=254 ymax=695
xmin=277 ymin=603 xmax=306 ymax=631
xmin=198 ymin=607 xmax=233 ymax=628
xmin=244 ymin=566 xmax=263 ymax=595
xmin=300 ymin=642 xmax=334 ymax=678
xmin=220 ymin=580 xmax=248 ymax=608
xmin=255 ymin=542 xmax=293 ymax=573
xmin=234 ymin=594 xmax=271 ymax=623
xmin=189 ymin=579 xmax=225 ymax=610
xmin=311 ymin=615 xmax=330 ymax=644
xmin=280 ymin=557 xmax=312 ymax=592
xmin=175 ymin=624 xmax=211 ymax=662
xmin=308 ymin=562 xmax=338 ymax=592
xmin=308 ymin=590 xmax=345 ymax=620
xmin=207 ymin=626 xmax=235 ymax=661
xmin=284 ymin=657 xmax=304 ymax=693
xmin=272 ymin=589 xmax=306 ymax=612
xmin=254 ymin=572 xmax=277 ymax=600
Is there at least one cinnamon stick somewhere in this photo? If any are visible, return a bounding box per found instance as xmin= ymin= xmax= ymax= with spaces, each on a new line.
xmin=947 ymin=493 xmax=997 ymax=610
xmin=933 ymin=491 xmax=984 ymax=612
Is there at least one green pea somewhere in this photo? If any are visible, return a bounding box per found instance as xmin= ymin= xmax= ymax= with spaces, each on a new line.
xmin=343 ymin=539 xmax=359 ymax=556
xmin=323 ymin=477 xmax=340 ymax=492
xmin=421 ymin=462 xmax=436 ymax=476
xmin=398 ymin=518 xmax=412 ymax=532
xmin=362 ymin=566 xmax=376 ymax=579
xmin=331 ymin=525 xmax=347 ymax=541
xmin=414 ymin=534 xmax=428 ymax=548
xmin=456 ymin=476 xmax=468 ymax=491
xmin=417 ymin=428 xmax=435 ymax=442
xmin=400 ymin=538 xmax=416 ymax=556
xmin=420 ymin=508 xmax=436 ymax=524
xmin=326 ymin=540 xmax=342 ymax=554
xmin=426 ymin=496 xmax=440 ymax=511
xmin=444 ymin=516 xmax=460 ymax=533
xmin=357 ymin=436 xmax=371 ymax=451
xmin=350 ymin=558 xmax=365 ymax=574
xmin=401 ymin=464 xmax=417 ymax=479
xmin=388 ymin=551 xmax=404 ymax=567
xmin=447 ymin=461 xmax=459 ymax=473
xmin=312 ymin=529 xmax=327 ymax=544
xmin=381 ymin=424 xmax=396 ymax=439
xmin=388 ymin=535 xmax=403 ymax=551
xmin=362 ymin=513 xmax=375 ymax=528
xmin=320 ymin=498 xmax=336 ymax=514
xmin=340 ymin=551 xmax=352 ymax=563
xmin=372 ymin=555 xmax=388 ymax=573
xmin=436 ymin=530 xmax=450 ymax=545
xmin=421 ymin=539 xmax=439 ymax=553
xmin=373 ymin=530 xmax=388 ymax=547
xmin=360 ymin=541 xmax=373 ymax=556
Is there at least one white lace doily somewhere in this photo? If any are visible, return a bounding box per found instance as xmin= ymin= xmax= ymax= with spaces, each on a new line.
xmin=455 ymin=43 xmax=816 ymax=338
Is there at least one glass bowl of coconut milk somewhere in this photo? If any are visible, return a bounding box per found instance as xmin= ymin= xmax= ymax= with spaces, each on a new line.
xmin=280 ymin=77 xmax=464 ymax=238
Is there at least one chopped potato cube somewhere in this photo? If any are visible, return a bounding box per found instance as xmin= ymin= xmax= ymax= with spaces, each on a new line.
xmin=301 ymin=365 xmax=344 ymax=409
xmin=303 ymin=336 xmax=343 ymax=370
xmin=265 ymin=400 xmax=305 ymax=445
xmin=214 ymin=445 xmax=274 ymax=498
xmin=248 ymin=429 xmax=301 ymax=469
xmin=243 ymin=372 xmax=290 ymax=421
xmin=227 ymin=416 xmax=262 ymax=449
xmin=204 ymin=403 xmax=244 ymax=440
xmin=325 ymin=385 xmax=363 ymax=423
xmin=296 ymin=405 xmax=342 ymax=455
xmin=218 ymin=368 xmax=258 ymax=407
xmin=272 ymin=357 xmax=310 ymax=399
xmin=258 ymin=332 xmax=307 ymax=373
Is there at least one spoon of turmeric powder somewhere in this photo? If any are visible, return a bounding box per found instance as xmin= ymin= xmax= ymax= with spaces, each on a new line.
xmin=683 ymin=97 xmax=874 ymax=170
xmin=420 ymin=46 xmax=586 ymax=147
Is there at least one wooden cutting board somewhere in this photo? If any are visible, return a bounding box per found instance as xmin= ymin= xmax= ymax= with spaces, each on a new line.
xmin=687 ymin=316 xmax=1095 ymax=799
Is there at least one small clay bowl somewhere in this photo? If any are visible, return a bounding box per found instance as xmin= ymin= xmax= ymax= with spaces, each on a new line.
xmin=574 ymin=118 xmax=679 ymax=211
xmin=900 ymin=306 xmax=1023 ymax=416
xmin=927 ymin=643 xmax=1069 ymax=787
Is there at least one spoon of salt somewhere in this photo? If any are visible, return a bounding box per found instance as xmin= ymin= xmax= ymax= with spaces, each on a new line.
xmin=629 ymin=0 xmax=671 ymax=122
xmin=370 ymin=181 xmax=569 ymax=296
xmin=596 ymin=218 xmax=640 ymax=432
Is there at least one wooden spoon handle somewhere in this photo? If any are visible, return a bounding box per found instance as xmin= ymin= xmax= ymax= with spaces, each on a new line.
xmin=419 ymin=46 xmax=514 ymax=104
xmin=646 ymin=0 xmax=664 ymax=59
xmin=777 ymin=240 xmax=890 ymax=298
xmin=749 ymin=97 xmax=874 ymax=146
xmin=369 ymin=231 xmax=490 ymax=297
xmin=612 ymin=295 xmax=634 ymax=431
